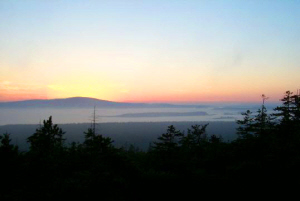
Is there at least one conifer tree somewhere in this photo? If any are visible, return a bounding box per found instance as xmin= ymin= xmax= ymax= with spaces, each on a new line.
xmin=180 ymin=124 xmax=209 ymax=148
xmin=27 ymin=116 xmax=65 ymax=155
xmin=236 ymin=110 xmax=254 ymax=139
xmin=237 ymin=94 xmax=274 ymax=138
xmin=0 ymin=133 xmax=18 ymax=154
xmin=273 ymin=91 xmax=294 ymax=124
xmin=152 ymin=125 xmax=183 ymax=152
xmin=253 ymin=104 xmax=270 ymax=136
xmin=273 ymin=90 xmax=300 ymax=141
xmin=84 ymin=128 xmax=114 ymax=154
xmin=291 ymin=90 xmax=300 ymax=122
xmin=252 ymin=95 xmax=275 ymax=137
xmin=83 ymin=107 xmax=114 ymax=154
xmin=209 ymin=134 xmax=222 ymax=143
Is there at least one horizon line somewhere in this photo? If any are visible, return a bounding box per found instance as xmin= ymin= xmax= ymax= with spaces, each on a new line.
xmin=0 ymin=96 xmax=281 ymax=105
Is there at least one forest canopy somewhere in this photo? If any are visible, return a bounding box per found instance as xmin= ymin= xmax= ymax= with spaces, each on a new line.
xmin=1 ymin=90 xmax=300 ymax=200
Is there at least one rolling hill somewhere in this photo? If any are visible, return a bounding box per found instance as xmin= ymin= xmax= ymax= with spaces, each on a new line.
xmin=0 ymin=97 xmax=205 ymax=109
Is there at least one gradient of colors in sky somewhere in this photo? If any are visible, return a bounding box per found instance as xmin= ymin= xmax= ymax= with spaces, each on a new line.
xmin=0 ymin=0 xmax=299 ymax=103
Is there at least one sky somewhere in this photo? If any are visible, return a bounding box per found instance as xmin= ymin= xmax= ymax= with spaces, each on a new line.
xmin=0 ymin=0 xmax=299 ymax=103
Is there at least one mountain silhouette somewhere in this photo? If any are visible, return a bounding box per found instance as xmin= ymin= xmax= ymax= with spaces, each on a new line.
xmin=0 ymin=97 xmax=206 ymax=109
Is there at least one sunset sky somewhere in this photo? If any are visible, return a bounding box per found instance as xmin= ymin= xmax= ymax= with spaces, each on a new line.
xmin=0 ymin=0 xmax=299 ymax=103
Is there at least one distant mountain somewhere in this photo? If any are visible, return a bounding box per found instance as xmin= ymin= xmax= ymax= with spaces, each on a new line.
xmin=0 ymin=97 xmax=206 ymax=109
xmin=112 ymin=111 xmax=208 ymax=117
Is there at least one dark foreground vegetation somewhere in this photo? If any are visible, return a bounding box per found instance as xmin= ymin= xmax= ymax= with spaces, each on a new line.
xmin=1 ymin=91 xmax=300 ymax=200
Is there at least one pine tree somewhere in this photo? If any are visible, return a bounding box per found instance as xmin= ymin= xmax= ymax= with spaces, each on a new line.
xmin=83 ymin=107 xmax=114 ymax=154
xmin=290 ymin=90 xmax=300 ymax=143
xmin=291 ymin=90 xmax=300 ymax=122
xmin=274 ymin=90 xmax=300 ymax=141
xmin=236 ymin=94 xmax=274 ymax=138
xmin=252 ymin=94 xmax=274 ymax=137
xmin=273 ymin=91 xmax=293 ymax=123
xmin=209 ymin=134 xmax=223 ymax=143
xmin=0 ymin=133 xmax=18 ymax=155
xmin=83 ymin=128 xmax=114 ymax=154
xmin=27 ymin=116 xmax=65 ymax=155
xmin=152 ymin=125 xmax=183 ymax=153
xmin=236 ymin=110 xmax=254 ymax=139
xmin=253 ymin=104 xmax=269 ymax=136
xmin=180 ymin=124 xmax=209 ymax=148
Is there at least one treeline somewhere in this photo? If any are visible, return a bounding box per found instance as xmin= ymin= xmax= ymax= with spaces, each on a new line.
xmin=1 ymin=91 xmax=300 ymax=200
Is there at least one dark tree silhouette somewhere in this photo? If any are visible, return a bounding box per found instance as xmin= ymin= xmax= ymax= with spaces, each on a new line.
xmin=236 ymin=110 xmax=254 ymax=139
xmin=209 ymin=134 xmax=223 ymax=143
xmin=253 ymin=94 xmax=275 ymax=137
xmin=0 ymin=133 xmax=18 ymax=153
xmin=291 ymin=91 xmax=300 ymax=121
xmin=237 ymin=94 xmax=274 ymax=139
xmin=83 ymin=128 xmax=114 ymax=154
xmin=274 ymin=91 xmax=294 ymax=124
xmin=253 ymin=105 xmax=273 ymax=137
xmin=3 ymin=89 xmax=300 ymax=200
xmin=273 ymin=90 xmax=300 ymax=142
xmin=180 ymin=124 xmax=209 ymax=148
xmin=152 ymin=125 xmax=183 ymax=153
xmin=83 ymin=107 xmax=114 ymax=155
xmin=27 ymin=116 xmax=65 ymax=156
xmin=0 ymin=133 xmax=20 ymax=200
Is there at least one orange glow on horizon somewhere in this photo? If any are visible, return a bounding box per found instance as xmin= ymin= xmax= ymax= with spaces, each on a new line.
xmin=0 ymin=94 xmax=48 ymax=102
xmin=0 ymin=78 xmax=294 ymax=104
